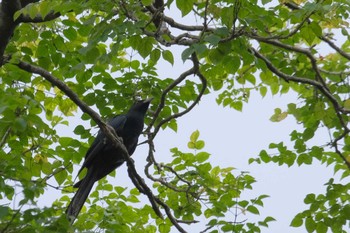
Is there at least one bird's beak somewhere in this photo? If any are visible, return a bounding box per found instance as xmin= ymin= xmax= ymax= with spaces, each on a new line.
xmin=144 ymin=98 xmax=153 ymax=103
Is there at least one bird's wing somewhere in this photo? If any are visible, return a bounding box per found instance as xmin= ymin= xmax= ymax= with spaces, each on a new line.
xmin=76 ymin=115 xmax=127 ymax=175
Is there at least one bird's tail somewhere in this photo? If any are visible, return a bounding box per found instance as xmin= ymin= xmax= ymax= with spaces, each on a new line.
xmin=65 ymin=171 xmax=95 ymax=224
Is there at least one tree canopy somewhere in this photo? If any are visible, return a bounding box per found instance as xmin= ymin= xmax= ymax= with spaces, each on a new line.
xmin=0 ymin=0 xmax=350 ymax=232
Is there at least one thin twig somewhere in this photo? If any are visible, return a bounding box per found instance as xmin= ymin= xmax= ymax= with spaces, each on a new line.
xmin=0 ymin=204 xmax=23 ymax=233
xmin=145 ymin=67 xmax=196 ymax=133
xmin=0 ymin=127 xmax=11 ymax=149
xmin=320 ymin=35 xmax=350 ymax=60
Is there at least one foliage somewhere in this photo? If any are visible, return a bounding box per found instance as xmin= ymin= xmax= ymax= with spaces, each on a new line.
xmin=0 ymin=0 xmax=350 ymax=232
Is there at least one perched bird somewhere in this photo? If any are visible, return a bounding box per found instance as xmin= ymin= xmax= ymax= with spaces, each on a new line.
xmin=66 ymin=98 xmax=152 ymax=222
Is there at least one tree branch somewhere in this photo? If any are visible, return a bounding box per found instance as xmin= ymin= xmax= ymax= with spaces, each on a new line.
xmin=251 ymin=48 xmax=350 ymax=170
xmin=153 ymin=54 xmax=207 ymax=137
xmin=10 ymin=59 xmax=164 ymax=219
xmin=18 ymin=10 xmax=61 ymax=23
xmin=0 ymin=126 xmax=11 ymax=149
xmin=249 ymin=37 xmax=348 ymax=114
xmin=145 ymin=67 xmax=196 ymax=133
xmin=0 ymin=0 xmax=21 ymax=63
xmin=145 ymin=5 xmax=214 ymax=32
xmin=320 ymin=35 xmax=350 ymax=60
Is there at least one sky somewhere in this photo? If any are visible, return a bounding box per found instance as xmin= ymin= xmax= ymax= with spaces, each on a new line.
xmin=58 ymin=4 xmax=349 ymax=232
xmin=4 ymin=1 xmax=348 ymax=233
xmin=155 ymin=91 xmax=336 ymax=233
xmin=54 ymin=88 xmax=340 ymax=233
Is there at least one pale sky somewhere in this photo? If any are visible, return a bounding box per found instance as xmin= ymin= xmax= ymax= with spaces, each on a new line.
xmin=3 ymin=1 xmax=348 ymax=232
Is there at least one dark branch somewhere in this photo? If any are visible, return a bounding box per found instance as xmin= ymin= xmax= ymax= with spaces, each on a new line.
xmin=18 ymin=10 xmax=61 ymax=23
xmin=11 ymin=59 xmax=164 ymax=219
xmin=0 ymin=0 xmax=21 ymax=63
xmin=251 ymin=48 xmax=350 ymax=170
xmin=320 ymin=35 xmax=350 ymax=60
xmin=153 ymin=53 xmax=207 ymax=136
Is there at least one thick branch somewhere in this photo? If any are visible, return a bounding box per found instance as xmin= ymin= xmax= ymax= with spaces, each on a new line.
xmin=0 ymin=0 xmax=21 ymax=63
xmin=11 ymin=59 xmax=164 ymax=219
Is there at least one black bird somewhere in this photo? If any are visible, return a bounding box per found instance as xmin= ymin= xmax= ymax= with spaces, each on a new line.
xmin=66 ymin=98 xmax=152 ymax=222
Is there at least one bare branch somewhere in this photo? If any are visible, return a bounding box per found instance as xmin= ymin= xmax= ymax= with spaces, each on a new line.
xmin=320 ymin=35 xmax=350 ymax=60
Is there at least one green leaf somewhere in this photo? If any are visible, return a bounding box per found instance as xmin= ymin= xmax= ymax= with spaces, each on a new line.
xmin=168 ymin=119 xmax=178 ymax=132
xmin=208 ymin=49 xmax=224 ymax=64
xmin=270 ymin=108 xmax=288 ymax=122
xmin=162 ymin=50 xmax=174 ymax=65
xmin=305 ymin=217 xmax=316 ymax=232
xmin=259 ymin=150 xmax=271 ymax=163
xmin=176 ymin=0 xmax=194 ymax=16
xmin=231 ymin=101 xmax=243 ymax=111
xmin=304 ymin=193 xmax=315 ymax=204
xmin=301 ymin=26 xmax=316 ymax=46
xmin=0 ymin=206 xmax=9 ymax=219
xmin=59 ymin=137 xmax=73 ymax=147
xmin=265 ymin=216 xmax=276 ymax=223
xmin=188 ymin=141 xmax=195 ymax=149
xmin=204 ymin=34 xmax=221 ymax=46
xmin=141 ymin=0 xmax=153 ymax=6
xmin=261 ymin=0 xmax=272 ymax=4
xmin=290 ymin=214 xmax=303 ymax=227
xmin=193 ymin=44 xmax=207 ymax=55
xmin=195 ymin=140 xmax=205 ymax=150
xmin=297 ymin=153 xmax=312 ymax=166
xmin=182 ymin=47 xmax=195 ymax=61
xmin=247 ymin=205 xmax=260 ymax=215
xmin=190 ymin=130 xmax=200 ymax=142
xmin=54 ymin=169 xmax=67 ymax=185
xmin=63 ymin=27 xmax=77 ymax=41
xmin=260 ymin=86 xmax=267 ymax=97
xmin=159 ymin=223 xmax=171 ymax=233
xmin=127 ymin=195 xmax=140 ymax=203
xmin=316 ymin=222 xmax=327 ymax=233
xmin=309 ymin=21 xmax=322 ymax=37
xmin=344 ymin=99 xmax=350 ymax=110
xmin=74 ymin=125 xmax=86 ymax=135
xmin=196 ymin=152 xmax=210 ymax=163
xmin=85 ymin=47 xmax=100 ymax=64
xmin=14 ymin=118 xmax=27 ymax=131
xmin=138 ymin=37 xmax=154 ymax=58
xmin=150 ymin=49 xmax=161 ymax=64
